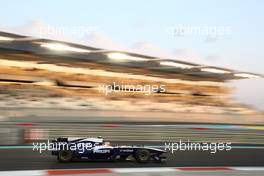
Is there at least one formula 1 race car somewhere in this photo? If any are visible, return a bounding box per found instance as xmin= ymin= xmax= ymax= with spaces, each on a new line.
xmin=51 ymin=137 xmax=166 ymax=163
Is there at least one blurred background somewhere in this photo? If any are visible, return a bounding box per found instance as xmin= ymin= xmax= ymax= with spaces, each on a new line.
xmin=0 ymin=30 xmax=264 ymax=145
xmin=0 ymin=0 xmax=264 ymax=175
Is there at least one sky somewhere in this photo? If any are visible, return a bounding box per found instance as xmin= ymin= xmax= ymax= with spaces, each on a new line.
xmin=0 ymin=0 xmax=263 ymax=110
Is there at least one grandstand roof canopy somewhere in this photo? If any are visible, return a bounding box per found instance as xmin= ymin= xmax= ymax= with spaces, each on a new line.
xmin=0 ymin=31 xmax=262 ymax=81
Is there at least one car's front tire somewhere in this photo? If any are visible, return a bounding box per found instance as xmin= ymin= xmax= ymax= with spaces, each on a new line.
xmin=58 ymin=150 xmax=73 ymax=163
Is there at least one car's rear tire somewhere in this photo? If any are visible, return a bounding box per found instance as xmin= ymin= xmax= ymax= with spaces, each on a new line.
xmin=135 ymin=149 xmax=151 ymax=163
xmin=58 ymin=150 xmax=73 ymax=163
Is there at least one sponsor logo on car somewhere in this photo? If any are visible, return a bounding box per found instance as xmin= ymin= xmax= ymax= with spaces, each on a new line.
xmin=93 ymin=149 xmax=111 ymax=153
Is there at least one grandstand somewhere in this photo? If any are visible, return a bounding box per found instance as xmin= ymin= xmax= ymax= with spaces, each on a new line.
xmin=0 ymin=31 xmax=262 ymax=115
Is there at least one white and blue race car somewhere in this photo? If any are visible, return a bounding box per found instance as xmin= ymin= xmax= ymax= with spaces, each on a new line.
xmin=51 ymin=137 xmax=166 ymax=163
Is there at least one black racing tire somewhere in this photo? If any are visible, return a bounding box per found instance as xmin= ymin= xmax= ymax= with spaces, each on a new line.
xmin=135 ymin=149 xmax=151 ymax=163
xmin=57 ymin=150 xmax=73 ymax=163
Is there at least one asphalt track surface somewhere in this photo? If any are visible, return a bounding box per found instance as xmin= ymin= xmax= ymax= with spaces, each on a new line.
xmin=1 ymin=144 xmax=264 ymax=171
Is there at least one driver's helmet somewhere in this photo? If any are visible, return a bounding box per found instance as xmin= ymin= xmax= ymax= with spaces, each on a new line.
xmin=103 ymin=142 xmax=110 ymax=146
